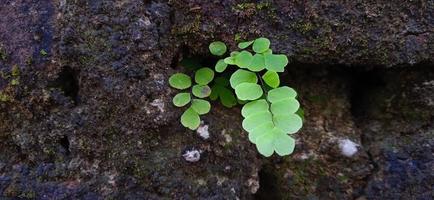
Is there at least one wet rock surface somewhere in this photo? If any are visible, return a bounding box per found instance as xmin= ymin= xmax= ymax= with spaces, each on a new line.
xmin=0 ymin=1 xmax=433 ymax=199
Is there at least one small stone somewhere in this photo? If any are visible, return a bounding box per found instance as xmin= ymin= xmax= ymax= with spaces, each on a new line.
xmin=196 ymin=122 xmax=209 ymax=140
xmin=247 ymin=177 xmax=260 ymax=194
xmin=182 ymin=149 xmax=201 ymax=162
xmin=339 ymin=139 xmax=359 ymax=157
xmin=150 ymin=99 xmax=165 ymax=113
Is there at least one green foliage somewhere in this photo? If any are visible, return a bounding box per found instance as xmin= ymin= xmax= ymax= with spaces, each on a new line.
xmin=223 ymin=37 xmax=301 ymax=157
xmin=195 ymin=67 xmax=214 ymax=85
xmin=218 ymin=88 xmax=237 ymax=107
xmin=241 ymin=87 xmax=302 ymax=156
xmin=264 ymin=54 xmax=288 ymax=72
xmin=11 ymin=65 xmax=20 ymax=77
xmin=215 ymin=59 xmax=228 ymax=73
xmin=252 ymin=37 xmax=270 ymax=53
xmin=169 ymin=67 xmax=215 ymax=130
xmin=169 ymin=73 xmax=191 ymax=89
xmin=173 ymin=93 xmax=191 ymax=107
xmin=40 ymin=49 xmax=48 ymax=56
xmin=238 ymin=40 xmax=254 ymax=49
xmin=191 ymin=99 xmax=211 ymax=114
xmin=249 ymin=54 xmax=265 ymax=71
xmin=224 ymin=56 xmax=235 ymax=65
xmin=10 ymin=79 xmax=19 ymax=86
xmin=234 ymin=51 xmax=253 ymax=68
xmin=264 ymin=49 xmax=272 ymax=54
xmin=230 ymin=51 xmax=240 ymax=57
xmin=0 ymin=47 xmax=7 ymax=61
xmin=229 ymin=69 xmax=257 ymax=88
xmin=267 ymin=86 xmax=297 ymax=102
xmin=192 ymin=85 xmax=212 ymax=98
xmin=169 ymin=37 xmax=303 ymax=157
xmin=0 ymin=92 xmax=11 ymax=102
xmin=181 ymin=108 xmax=200 ymax=130
xmin=234 ymin=83 xmax=263 ymax=100
xmin=262 ymin=71 xmax=280 ymax=88
xmin=209 ymin=41 xmax=227 ymax=56
xmin=210 ymin=77 xmax=237 ymax=108
xmin=215 ymin=76 xmax=230 ymax=86
xmin=296 ymin=107 xmax=305 ymax=122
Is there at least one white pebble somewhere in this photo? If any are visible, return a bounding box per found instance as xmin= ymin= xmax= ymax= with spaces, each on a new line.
xmin=196 ymin=122 xmax=209 ymax=139
xmin=339 ymin=139 xmax=359 ymax=157
xmin=183 ymin=149 xmax=201 ymax=162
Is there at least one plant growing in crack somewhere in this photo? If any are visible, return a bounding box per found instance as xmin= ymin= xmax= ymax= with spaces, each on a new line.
xmin=169 ymin=37 xmax=303 ymax=157
xmin=169 ymin=68 xmax=214 ymax=130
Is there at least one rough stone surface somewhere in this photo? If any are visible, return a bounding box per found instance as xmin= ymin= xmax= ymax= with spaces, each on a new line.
xmin=0 ymin=0 xmax=433 ymax=199
xmin=355 ymin=68 xmax=434 ymax=200
xmin=171 ymin=0 xmax=433 ymax=66
xmin=1 ymin=1 xmax=260 ymax=199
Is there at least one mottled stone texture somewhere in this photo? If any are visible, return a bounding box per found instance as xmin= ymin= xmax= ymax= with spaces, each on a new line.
xmin=171 ymin=0 xmax=433 ymax=66
xmin=0 ymin=0 xmax=433 ymax=199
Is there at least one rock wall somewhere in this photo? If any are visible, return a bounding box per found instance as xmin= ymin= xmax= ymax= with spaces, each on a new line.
xmin=0 ymin=1 xmax=433 ymax=199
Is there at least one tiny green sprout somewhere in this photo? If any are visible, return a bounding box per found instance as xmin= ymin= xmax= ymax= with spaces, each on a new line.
xmin=0 ymin=47 xmax=7 ymax=61
xmin=209 ymin=41 xmax=227 ymax=56
xmin=40 ymin=49 xmax=48 ymax=56
xmin=234 ymin=33 xmax=242 ymax=42
xmin=0 ymin=92 xmax=11 ymax=102
xmin=11 ymin=79 xmax=19 ymax=86
xmin=11 ymin=65 xmax=20 ymax=77
xmin=170 ymin=36 xmax=303 ymax=156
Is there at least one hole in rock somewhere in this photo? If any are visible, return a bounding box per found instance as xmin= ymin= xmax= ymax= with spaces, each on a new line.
xmin=49 ymin=66 xmax=80 ymax=104
xmin=349 ymin=68 xmax=386 ymax=118
xmin=254 ymin=165 xmax=282 ymax=200
xmin=59 ymin=136 xmax=70 ymax=156
xmin=174 ymin=45 xmax=221 ymax=72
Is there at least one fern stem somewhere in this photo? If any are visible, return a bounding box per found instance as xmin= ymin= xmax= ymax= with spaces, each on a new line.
xmin=256 ymin=73 xmax=276 ymax=126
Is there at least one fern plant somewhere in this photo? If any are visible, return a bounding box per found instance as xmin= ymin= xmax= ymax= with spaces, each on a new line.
xmin=169 ymin=37 xmax=303 ymax=157
xmin=169 ymin=68 xmax=214 ymax=130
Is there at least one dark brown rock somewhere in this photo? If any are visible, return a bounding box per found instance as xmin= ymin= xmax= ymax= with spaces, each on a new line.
xmin=0 ymin=0 xmax=433 ymax=199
